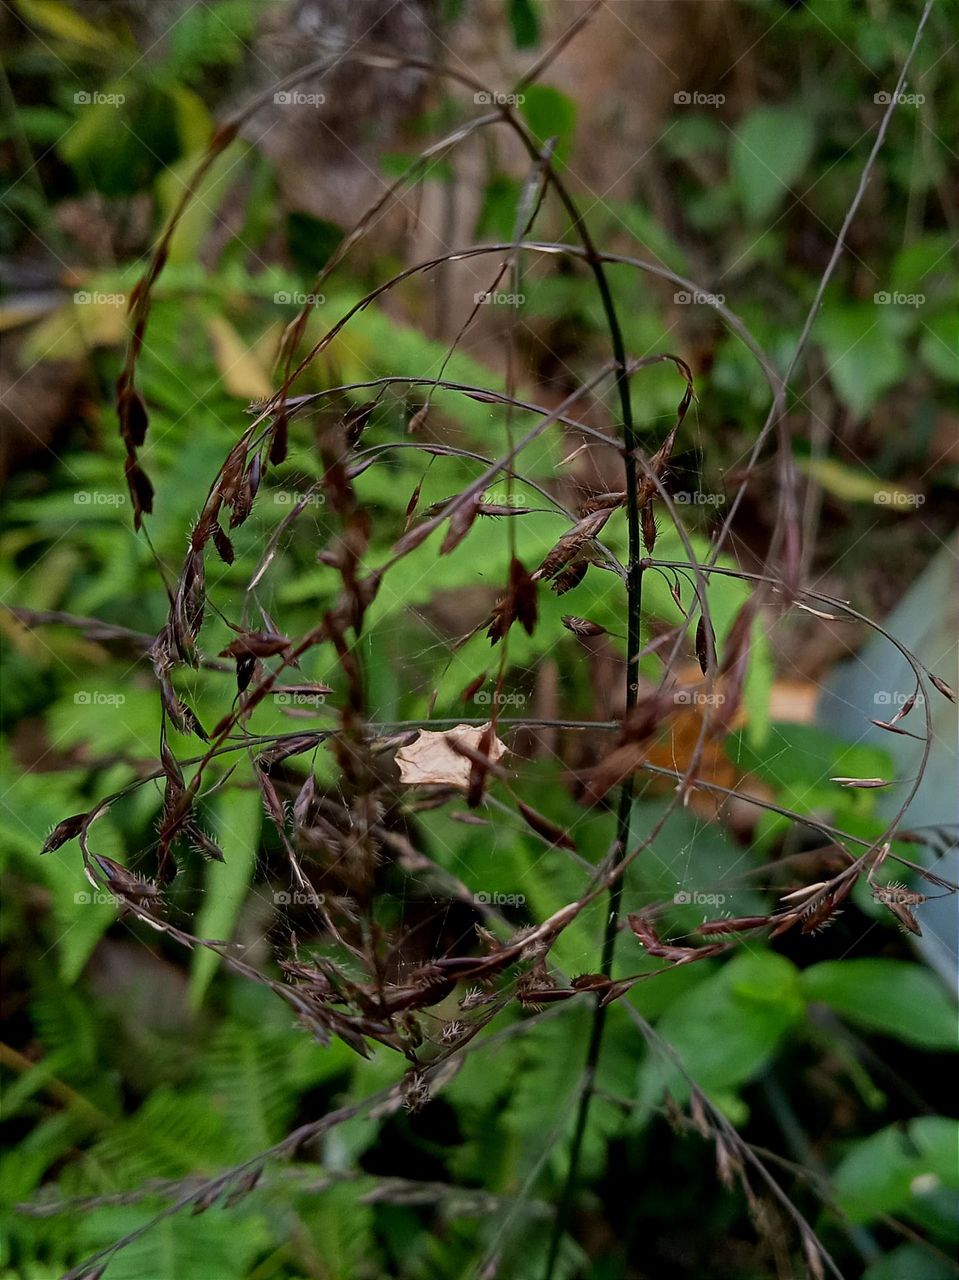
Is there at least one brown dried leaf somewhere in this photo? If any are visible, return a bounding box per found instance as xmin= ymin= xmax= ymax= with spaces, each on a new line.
xmin=395 ymin=724 xmax=507 ymax=790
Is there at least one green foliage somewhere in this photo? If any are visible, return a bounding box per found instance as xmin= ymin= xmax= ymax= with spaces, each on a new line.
xmin=507 ymin=0 xmax=540 ymax=50
xmin=731 ymin=106 xmax=816 ymax=223
xmin=801 ymin=959 xmax=959 ymax=1050
xmin=520 ymin=85 xmax=577 ymax=165
xmin=2 ymin=3 xmax=957 ymax=1278
xmin=636 ymin=951 xmax=804 ymax=1111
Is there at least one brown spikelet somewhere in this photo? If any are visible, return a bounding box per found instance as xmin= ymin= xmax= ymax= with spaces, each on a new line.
xmin=928 ymin=672 xmax=956 ymax=703
xmin=42 ymin=813 xmax=87 ymax=854
xmin=561 ymin=615 xmax=607 ymax=638
xmin=124 ymin=458 xmax=154 ymax=529
xmin=873 ymin=881 xmax=926 ymax=936
xmin=117 ymin=386 xmax=149 ymax=448
xmin=407 ymin=404 xmax=428 ymax=433
xmin=440 ymin=494 xmax=481 ymax=555
xmin=488 ymin=557 xmax=538 ymax=644
xmin=211 ymin=523 xmax=235 ymax=565
xmin=533 ymin=509 xmax=612 ymax=581
xmin=404 ymin=476 xmax=424 ymax=523
xmin=641 ymin=500 xmax=657 ymax=553
xmin=551 ymin=559 xmax=589 ymax=595
xmin=830 ymin=776 xmax=892 ymax=789
xmin=268 ymin=411 xmax=289 ymax=465
xmin=697 ymin=915 xmax=771 ymax=936
xmin=889 ymin=690 xmax=918 ymax=723
xmin=392 ymin=520 xmax=434 ymax=557
xmin=695 ymin=613 xmax=714 ymax=676
xmin=581 ymin=490 xmax=626 ymax=515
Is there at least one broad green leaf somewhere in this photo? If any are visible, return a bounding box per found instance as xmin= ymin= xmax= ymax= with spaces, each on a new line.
xmin=815 ymin=303 xmax=908 ymax=417
xmin=801 ymin=959 xmax=958 ymax=1049
xmin=731 ymin=106 xmax=815 ymax=222
xmin=636 ymin=950 xmax=803 ymax=1107
xmin=520 ymin=85 xmax=577 ymax=165
xmin=189 ymin=788 xmax=262 ymax=1007
xmin=833 ymin=1117 xmax=959 ymax=1223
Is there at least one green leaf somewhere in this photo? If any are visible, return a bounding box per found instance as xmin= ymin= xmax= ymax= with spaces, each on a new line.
xmin=636 ymin=951 xmax=803 ymax=1107
xmin=519 ymin=85 xmax=576 ymax=165
xmin=801 ymin=959 xmax=958 ymax=1049
xmin=16 ymin=0 xmax=121 ymax=49
xmin=919 ymin=311 xmax=959 ymax=383
xmin=833 ymin=1117 xmax=959 ymax=1224
xmin=815 ymin=303 xmax=908 ymax=417
xmin=864 ymin=1245 xmax=957 ymax=1280
xmin=508 ymin=0 xmax=540 ymax=48
xmin=188 ymin=787 xmax=262 ymax=1008
xmin=731 ymin=106 xmax=815 ymax=222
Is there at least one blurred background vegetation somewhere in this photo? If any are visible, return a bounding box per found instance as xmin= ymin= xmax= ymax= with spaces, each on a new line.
xmin=1 ymin=1 xmax=957 ymax=1278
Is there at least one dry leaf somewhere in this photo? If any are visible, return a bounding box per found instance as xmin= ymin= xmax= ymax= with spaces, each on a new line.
xmin=395 ymin=724 xmax=507 ymax=790
xmin=206 ymin=315 xmax=273 ymax=400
